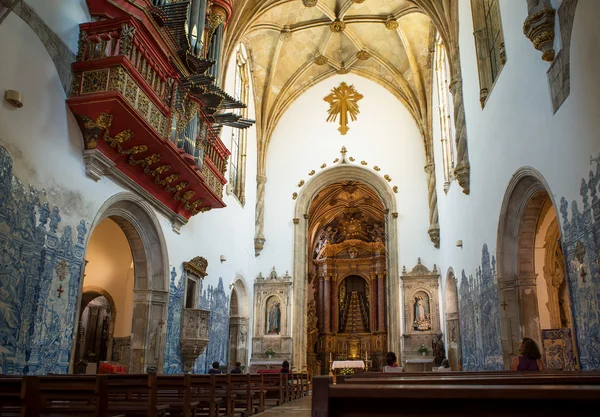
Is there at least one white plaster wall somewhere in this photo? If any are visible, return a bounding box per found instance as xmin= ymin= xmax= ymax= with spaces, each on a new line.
xmin=433 ymin=0 xmax=600 ymax=285
xmin=259 ymin=73 xmax=437 ymax=298
xmin=24 ymin=0 xmax=90 ymax=52
xmin=0 ymin=13 xmax=126 ymax=233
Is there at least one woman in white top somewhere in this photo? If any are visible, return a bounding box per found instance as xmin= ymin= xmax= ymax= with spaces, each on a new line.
xmin=436 ymin=358 xmax=452 ymax=372
xmin=382 ymin=352 xmax=404 ymax=373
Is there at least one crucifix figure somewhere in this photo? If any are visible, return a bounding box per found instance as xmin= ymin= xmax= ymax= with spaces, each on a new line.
xmin=500 ymin=301 xmax=508 ymax=311
xmin=324 ymin=82 xmax=363 ymax=135
xmin=57 ymin=284 xmax=64 ymax=298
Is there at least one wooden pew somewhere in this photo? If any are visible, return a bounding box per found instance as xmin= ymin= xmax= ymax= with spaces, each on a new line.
xmin=312 ymin=376 xmax=600 ymax=417
xmin=261 ymin=373 xmax=284 ymax=406
xmin=0 ymin=377 xmax=25 ymax=417
xmin=248 ymin=374 xmax=266 ymax=414
xmin=155 ymin=374 xmax=199 ymax=417
xmin=106 ymin=374 xmax=169 ymax=417
xmin=188 ymin=374 xmax=225 ymax=417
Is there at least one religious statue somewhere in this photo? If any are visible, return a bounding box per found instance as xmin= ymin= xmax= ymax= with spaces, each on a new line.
xmin=413 ymin=294 xmax=431 ymax=331
xmin=432 ymin=334 xmax=445 ymax=366
xmin=267 ymin=301 xmax=281 ymax=334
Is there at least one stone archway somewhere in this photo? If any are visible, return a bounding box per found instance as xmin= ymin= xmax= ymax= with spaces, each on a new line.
xmin=70 ymin=193 xmax=169 ymax=373
xmin=292 ymin=164 xmax=399 ymax=370
xmin=228 ymin=276 xmax=250 ymax=371
xmin=444 ymin=268 xmax=461 ymax=371
xmin=496 ymin=167 xmax=575 ymax=369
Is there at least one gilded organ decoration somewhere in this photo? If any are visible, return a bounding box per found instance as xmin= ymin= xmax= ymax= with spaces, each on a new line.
xmin=324 ymin=82 xmax=363 ymax=135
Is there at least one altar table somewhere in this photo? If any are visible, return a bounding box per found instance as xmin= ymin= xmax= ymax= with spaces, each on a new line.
xmin=332 ymin=360 xmax=365 ymax=370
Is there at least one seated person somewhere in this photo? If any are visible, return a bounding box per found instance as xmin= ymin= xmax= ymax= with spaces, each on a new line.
xmin=280 ymin=360 xmax=290 ymax=374
xmin=230 ymin=361 xmax=243 ymax=374
xmin=436 ymin=358 xmax=451 ymax=372
xmin=382 ymin=352 xmax=403 ymax=372
xmin=511 ymin=337 xmax=544 ymax=371
xmin=208 ymin=361 xmax=222 ymax=374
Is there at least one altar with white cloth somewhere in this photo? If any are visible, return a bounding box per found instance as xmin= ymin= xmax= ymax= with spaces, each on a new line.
xmin=332 ymin=360 xmax=365 ymax=370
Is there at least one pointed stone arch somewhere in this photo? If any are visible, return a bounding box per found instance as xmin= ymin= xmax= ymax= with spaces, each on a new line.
xmin=228 ymin=275 xmax=250 ymax=370
xmin=291 ymin=164 xmax=399 ymax=369
xmin=444 ymin=268 xmax=461 ymax=370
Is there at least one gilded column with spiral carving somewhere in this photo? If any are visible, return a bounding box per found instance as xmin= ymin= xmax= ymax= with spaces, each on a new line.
xmin=254 ymin=174 xmax=267 ymax=256
xmin=425 ymin=162 xmax=440 ymax=248
xmin=449 ymin=50 xmax=471 ymax=195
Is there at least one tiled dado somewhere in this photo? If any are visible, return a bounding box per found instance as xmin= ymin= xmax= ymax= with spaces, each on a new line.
xmin=72 ymin=66 xmax=170 ymax=138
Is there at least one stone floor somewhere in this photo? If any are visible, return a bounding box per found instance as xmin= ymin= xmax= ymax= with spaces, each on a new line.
xmin=255 ymin=396 xmax=312 ymax=416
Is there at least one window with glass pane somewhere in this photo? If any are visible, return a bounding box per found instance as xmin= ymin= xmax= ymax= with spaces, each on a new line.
xmin=434 ymin=34 xmax=456 ymax=193
xmin=471 ymin=0 xmax=505 ymax=107
xmin=230 ymin=47 xmax=249 ymax=204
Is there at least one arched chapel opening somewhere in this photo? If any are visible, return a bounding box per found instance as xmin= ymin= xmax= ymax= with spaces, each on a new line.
xmin=306 ymin=180 xmax=389 ymax=374
xmin=445 ymin=269 xmax=461 ymax=371
xmin=228 ymin=277 xmax=250 ymax=372
xmin=497 ymin=170 xmax=577 ymax=370
xmin=71 ymin=195 xmax=169 ymax=374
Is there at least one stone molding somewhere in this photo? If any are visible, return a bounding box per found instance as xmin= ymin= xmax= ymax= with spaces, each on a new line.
xmin=523 ymin=0 xmax=556 ymax=62
xmin=9 ymin=1 xmax=75 ymax=95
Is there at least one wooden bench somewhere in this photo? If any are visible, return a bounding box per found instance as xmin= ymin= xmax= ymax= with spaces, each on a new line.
xmin=107 ymin=374 xmax=169 ymax=417
xmin=261 ymin=373 xmax=284 ymax=406
xmin=189 ymin=374 xmax=225 ymax=417
xmin=155 ymin=374 xmax=199 ymax=417
xmin=312 ymin=376 xmax=600 ymax=417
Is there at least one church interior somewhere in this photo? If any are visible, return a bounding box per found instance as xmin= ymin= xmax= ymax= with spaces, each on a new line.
xmin=1 ymin=0 xmax=600 ymax=415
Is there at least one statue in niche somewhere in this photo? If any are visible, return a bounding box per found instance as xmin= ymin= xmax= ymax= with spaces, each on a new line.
xmin=432 ymin=334 xmax=445 ymax=366
xmin=267 ymin=299 xmax=281 ymax=335
xmin=413 ymin=292 xmax=431 ymax=331
xmin=307 ymin=300 xmax=319 ymax=353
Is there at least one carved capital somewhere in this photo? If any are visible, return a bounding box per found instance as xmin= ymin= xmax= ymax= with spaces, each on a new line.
xmin=454 ymin=162 xmax=470 ymax=195
xmin=428 ymin=225 xmax=440 ymax=249
xmin=254 ymin=236 xmax=266 ymax=257
xmin=523 ymin=6 xmax=556 ymax=62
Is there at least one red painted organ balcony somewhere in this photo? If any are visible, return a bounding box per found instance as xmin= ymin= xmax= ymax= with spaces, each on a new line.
xmin=67 ymin=0 xmax=251 ymax=231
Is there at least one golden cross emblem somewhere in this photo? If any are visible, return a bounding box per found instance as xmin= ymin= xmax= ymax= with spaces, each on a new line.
xmin=324 ymin=82 xmax=363 ymax=135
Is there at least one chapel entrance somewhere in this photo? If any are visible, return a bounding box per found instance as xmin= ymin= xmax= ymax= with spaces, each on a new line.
xmin=497 ymin=170 xmax=577 ymax=370
xmin=228 ymin=277 xmax=250 ymax=372
xmin=71 ymin=195 xmax=169 ymax=374
xmin=306 ymin=180 xmax=388 ymax=375
xmin=74 ymin=218 xmax=133 ymax=373
xmin=445 ymin=270 xmax=462 ymax=371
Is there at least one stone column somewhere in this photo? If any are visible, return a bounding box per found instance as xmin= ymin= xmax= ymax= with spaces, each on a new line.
xmin=324 ymin=276 xmax=331 ymax=333
xmin=377 ymin=273 xmax=385 ymax=332
xmin=331 ymin=275 xmax=338 ymax=333
xmin=369 ymin=272 xmax=377 ymax=332
xmin=517 ymin=273 xmax=542 ymax=348
xmin=498 ymin=275 xmax=521 ymax=369
xmin=318 ymin=275 xmax=325 ymax=333
xmin=254 ymin=175 xmax=267 ymax=256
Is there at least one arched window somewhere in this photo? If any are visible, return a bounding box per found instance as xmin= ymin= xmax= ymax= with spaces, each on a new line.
xmin=434 ymin=34 xmax=456 ymax=193
xmin=471 ymin=0 xmax=506 ymax=107
xmin=230 ymin=45 xmax=249 ymax=205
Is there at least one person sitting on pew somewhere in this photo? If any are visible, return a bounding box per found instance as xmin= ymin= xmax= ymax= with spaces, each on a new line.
xmin=208 ymin=361 xmax=222 ymax=374
xmin=511 ymin=337 xmax=544 ymax=371
xmin=280 ymin=360 xmax=290 ymax=374
xmin=230 ymin=361 xmax=243 ymax=374
xmin=436 ymin=359 xmax=451 ymax=372
xmin=382 ymin=352 xmax=404 ymax=373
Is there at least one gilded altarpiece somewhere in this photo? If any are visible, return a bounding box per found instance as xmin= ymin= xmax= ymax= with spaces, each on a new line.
xmin=309 ymin=239 xmax=388 ymax=374
xmin=249 ymin=269 xmax=292 ymax=372
xmin=401 ymin=259 xmax=442 ymax=370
